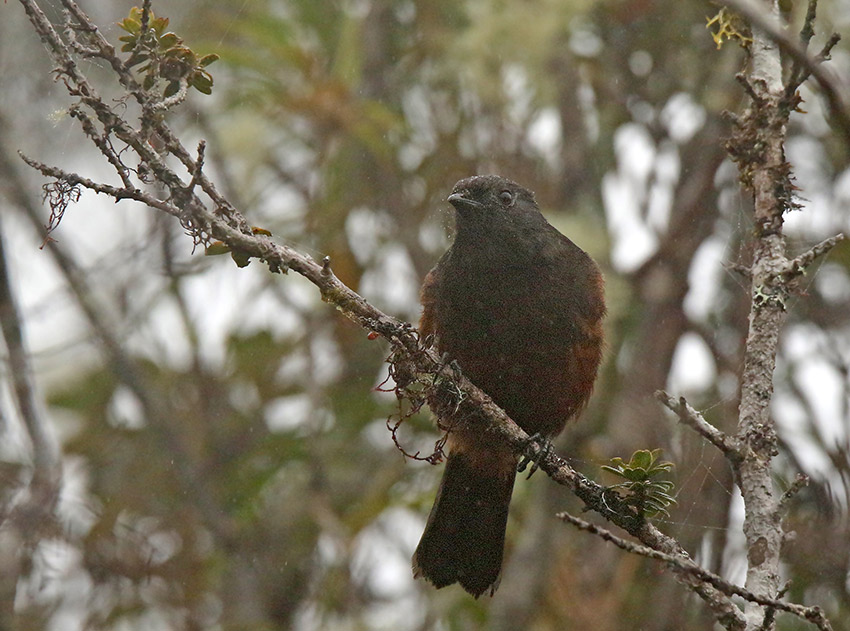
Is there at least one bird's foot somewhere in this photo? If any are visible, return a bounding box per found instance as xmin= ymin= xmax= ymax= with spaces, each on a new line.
xmin=517 ymin=433 xmax=554 ymax=479
xmin=432 ymin=352 xmax=463 ymax=382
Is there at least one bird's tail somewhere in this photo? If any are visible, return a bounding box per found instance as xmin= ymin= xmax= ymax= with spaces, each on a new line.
xmin=412 ymin=444 xmax=516 ymax=597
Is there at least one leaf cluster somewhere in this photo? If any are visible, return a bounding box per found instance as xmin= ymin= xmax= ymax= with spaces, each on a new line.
xmin=118 ymin=6 xmax=219 ymax=97
xmin=602 ymin=449 xmax=677 ymax=518
xmin=706 ymin=8 xmax=753 ymax=50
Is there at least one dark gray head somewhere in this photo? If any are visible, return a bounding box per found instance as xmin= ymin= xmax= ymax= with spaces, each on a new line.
xmin=447 ymin=175 xmax=539 ymax=220
xmin=443 ymin=174 xmax=585 ymax=266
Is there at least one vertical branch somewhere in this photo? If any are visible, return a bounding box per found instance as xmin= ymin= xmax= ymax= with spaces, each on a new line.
xmin=731 ymin=1 xmax=803 ymax=627
xmin=0 ymin=221 xmax=61 ymax=485
xmin=0 ymin=215 xmax=62 ymax=530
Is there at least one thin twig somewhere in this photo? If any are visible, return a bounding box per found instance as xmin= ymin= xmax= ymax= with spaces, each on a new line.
xmin=779 ymin=473 xmax=809 ymax=509
xmin=786 ymin=233 xmax=846 ymax=277
xmin=18 ymin=153 xmax=179 ymax=217
xmin=655 ymin=390 xmax=743 ymax=462
xmin=558 ymin=511 xmax=833 ymax=631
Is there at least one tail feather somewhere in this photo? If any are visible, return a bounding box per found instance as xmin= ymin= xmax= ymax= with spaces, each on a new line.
xmin=412 ymin=449 xmax=516 ymax=597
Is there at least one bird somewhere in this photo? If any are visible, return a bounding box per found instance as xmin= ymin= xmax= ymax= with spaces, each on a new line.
xmin=411 ymin=174 xmax=606 ymax=597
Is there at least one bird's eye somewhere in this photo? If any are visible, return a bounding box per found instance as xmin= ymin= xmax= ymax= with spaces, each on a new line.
xmin=499 ymin=190 xmax=514 ymax=206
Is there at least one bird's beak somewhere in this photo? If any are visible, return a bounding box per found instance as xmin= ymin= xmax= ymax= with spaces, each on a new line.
xmin=447 ymin=191 xmax=482 ymax=212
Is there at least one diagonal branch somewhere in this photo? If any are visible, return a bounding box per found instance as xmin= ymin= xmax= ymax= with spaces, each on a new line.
xmin=785 ymin=233 xmax=846 ymax=278
xmin=655 ymin=390 xmax=743 ymax=462
xmin=558 ymin=512 xmax=833 ymax=631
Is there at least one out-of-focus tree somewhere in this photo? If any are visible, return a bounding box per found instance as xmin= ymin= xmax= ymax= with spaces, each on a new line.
xmin=0 ymin=1 xmax=849 ymax=630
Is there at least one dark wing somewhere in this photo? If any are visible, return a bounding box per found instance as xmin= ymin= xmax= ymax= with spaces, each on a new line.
xmin=418 ymin=267 xmax=439 ymax=340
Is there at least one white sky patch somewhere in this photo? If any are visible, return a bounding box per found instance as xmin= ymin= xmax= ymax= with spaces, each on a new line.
xmin=646 ymin=142 xmax=679 ymax=231
xmin=721 ymin=487 xmax=747 ymax=586
xmin=815 ymin=263 xmax=850 ymax=304
xmin=668 ymin=332 xmax=717 ymax=394
xmin=177 ymin=262 xmax=308 ymax=371
xmin=602 ymin=171 xmax=658 ymax=270
xmin=834 ymin=165 xmax=850 ymax=205
xmin=58 ymin=456 xmax=98 ymax=538
xmin=0 ymin=376 xmax=36 ymax=462
xmin=502 ymin=63 xmax=533 ymax=127
xmin=772 ymin=390 xmax=833 ymax=476
xmin=603 ymin=93 xmax=710 ymax=272
xmin=107 ymin=385 xmax=146 ymax=429
xmin=791 ymin=357 xmax=847 ymax=446
xmin=777 ymin=325 xmax=849 ymax=478
xmin=526 ymin=106 xmax=563 ymax=169
xmin=311 ymin=333 xmax=343 ymax=386
xmin=346 ymin=206 xmax=389 ymax=265
xmin=359 ymin=245 xmax=419 ymax=319
xmin=569 ymin=19 xmax=603 ymax=57
xmin=684 ymin=237 xmax=727 ymax=321
xmin=352 ymin=508 xmax=422 ymax=597
xmin=661 ymin=93 xmax=707 ymax=144
xmin=6 ymin=199 xmax=127 ymax=385
xmin=350 ymin=508 xmax=426 ymax=630
xmin=577 ymin=65 xmax=599 ymax=143
xmin=628 ymin=50 xmax=653 ymax=77
xmin=265 ymin=394 xmax=312 ymax=432
xmin=785 ymin=135 xmax=845 ymax=239
xmin=602 ymin=123 xmax=658 ymax=271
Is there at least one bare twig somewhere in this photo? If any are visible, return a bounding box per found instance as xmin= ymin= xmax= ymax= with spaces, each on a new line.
xmin=785 ymin=233 xmax=846 ymax=278
xmin=779 ymin=473 xmax=809 ymax=509
xmin=558 ymin=512 xmax=833 ymax=631
xmin=655 ymin=390 xmax=743 ymax=460
xmin=19 ymin=152 xmax=178 ymax=216
xmin=757 ymin=580 xmax=794 ymax=631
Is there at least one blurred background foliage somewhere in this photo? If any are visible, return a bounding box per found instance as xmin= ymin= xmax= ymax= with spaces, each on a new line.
xmin=1 ymin=0 xmax=850 ymax=630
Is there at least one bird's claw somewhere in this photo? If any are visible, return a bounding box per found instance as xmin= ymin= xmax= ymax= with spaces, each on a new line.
xmin=517 ymin=433 xmax=554 ymax=479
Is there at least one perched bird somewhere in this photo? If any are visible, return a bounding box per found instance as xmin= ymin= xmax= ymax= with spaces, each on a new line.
xmin=412 ymin=175 xmax=606 ymax=597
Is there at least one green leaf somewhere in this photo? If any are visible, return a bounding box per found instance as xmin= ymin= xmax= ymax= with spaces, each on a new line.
xmin=126 ymin=53 xmax=148 ymax=67
xmin=199 ymin=53 xmax=220 ymax=67
xmin=159 ymin=33 xmax=180 ymax=49
xmin=151 ymin=16 xmax=170 ymax=34
xmin=231 ymin=251 xmax=251 ymax=268
xmin=603 ymin=449 xmax=677 ymax=520
xmin=631 ymin=450 xmax=653 ymax=470
xmin=190 ymin=72 xmax=213 ymax=94
xmin=622 ymin=469 xmax=647 ymax=482
xmin=205 ymin=241 xmax=231 ymax=256
xmin=117 ymin=17 xmax=141 ymax=34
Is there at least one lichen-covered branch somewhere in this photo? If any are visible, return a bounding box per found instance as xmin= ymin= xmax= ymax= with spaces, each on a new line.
xmin=733 ymin=2 xmax=814 ymax=627
xmin=661 ymin=1 xmax=843 ymax=630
